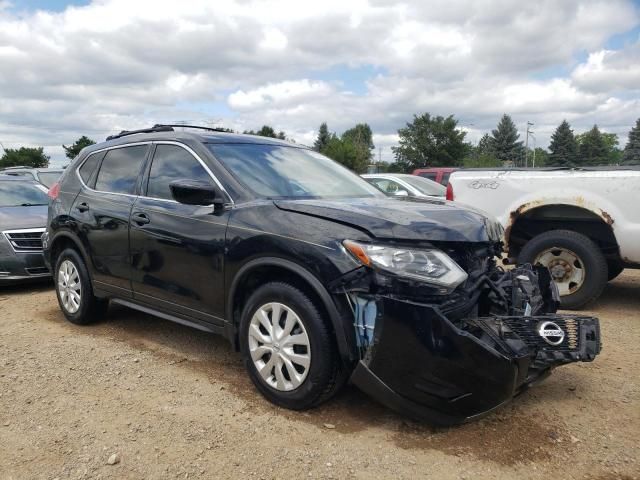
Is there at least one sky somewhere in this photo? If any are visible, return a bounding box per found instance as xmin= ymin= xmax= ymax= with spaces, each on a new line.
xmin=0 ymin=0 xmax=639 ymax=167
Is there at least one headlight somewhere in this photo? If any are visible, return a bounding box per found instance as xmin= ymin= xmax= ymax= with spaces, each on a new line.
xmin=343 ymin=240 xmax=468 ymax=289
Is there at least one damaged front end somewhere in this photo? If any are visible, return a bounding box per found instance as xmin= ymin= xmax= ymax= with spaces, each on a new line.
xmin=333 ymin=243 xmax=601 ymax=426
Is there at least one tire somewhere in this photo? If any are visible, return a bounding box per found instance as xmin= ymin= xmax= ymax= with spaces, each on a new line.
xmin=607 ymin=260 xmax=624 ymax=281
xmin=54 ymin=247 xmax=108 ymax=325
xmin=518 ymin=230 xmax=607 ymax=310
xmin=239 ymin=282 xmax=343 ymax=410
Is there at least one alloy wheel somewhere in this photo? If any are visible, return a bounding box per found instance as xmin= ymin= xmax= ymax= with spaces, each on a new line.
xmin=58 ymin=259 xmax=82 ymax=314
xmin=248 ymin=302 xmax=311 ymax=391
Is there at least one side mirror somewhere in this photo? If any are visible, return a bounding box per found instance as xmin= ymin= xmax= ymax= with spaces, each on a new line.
xmin=169 ymin=179 xmax=224 ymax=207
xmin=392 ymin=189 xmax=409 ymax=197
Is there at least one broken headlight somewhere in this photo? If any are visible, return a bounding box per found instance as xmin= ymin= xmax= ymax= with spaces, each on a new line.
xmin=343 ymin=240 xmax=468 ymax=289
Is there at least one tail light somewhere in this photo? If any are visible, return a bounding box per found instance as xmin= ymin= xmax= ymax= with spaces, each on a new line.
xmin=445 ymin=182 xmax=454 ymax=201
xmin=48 ymin=182 xmax=60 ymax=200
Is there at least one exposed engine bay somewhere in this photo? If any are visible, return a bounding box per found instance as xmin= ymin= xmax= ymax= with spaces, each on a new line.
xmin=331 ymin=244 xmax=601 ymax=425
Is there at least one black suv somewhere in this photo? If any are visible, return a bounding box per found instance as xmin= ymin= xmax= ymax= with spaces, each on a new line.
xmin=43 ymin=125 xmax=601 ymax=425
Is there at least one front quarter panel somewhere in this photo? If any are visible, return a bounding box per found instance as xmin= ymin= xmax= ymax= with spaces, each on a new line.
xmin=225 ymin=201 xmax=365 ymax=287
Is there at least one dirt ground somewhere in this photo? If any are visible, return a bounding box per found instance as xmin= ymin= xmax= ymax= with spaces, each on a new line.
xmin=1 ymin=272 xmax=638 ymax=480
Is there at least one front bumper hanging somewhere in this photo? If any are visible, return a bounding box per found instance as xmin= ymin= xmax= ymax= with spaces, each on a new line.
xmin=349 ymin=296 xmax=601 ymax=426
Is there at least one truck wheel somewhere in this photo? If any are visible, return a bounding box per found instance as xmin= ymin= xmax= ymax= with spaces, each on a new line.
xmin=518 ymin=230 xmax=607 ymax=310
xmin=607 ymin=260 xmax=624 ymax=281
xmin=239 ymin=282 xmax=343 ymax=410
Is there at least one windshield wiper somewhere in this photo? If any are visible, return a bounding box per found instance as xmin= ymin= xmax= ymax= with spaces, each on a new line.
xmin=19 ymin=203 xmax=48 ymax=206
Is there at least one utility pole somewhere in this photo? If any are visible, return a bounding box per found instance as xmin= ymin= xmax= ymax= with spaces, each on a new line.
xmin=524 ymin=122 xmax=534 ymax=167
xmin=531 ymin=134 xmax=537 ymax=168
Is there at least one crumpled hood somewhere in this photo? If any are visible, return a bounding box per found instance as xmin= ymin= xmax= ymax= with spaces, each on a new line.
xmin=274 ymin=197 xmax=502 ymax=243
xmin=0 ymin=205 xmax=48 ymax=231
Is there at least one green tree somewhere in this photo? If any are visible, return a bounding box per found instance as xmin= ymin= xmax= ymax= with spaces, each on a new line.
xmin=342 ymin=123 xmax=374 ymax=168
xmin=392 ymin=113 xmax=467 ymax=168
xmin=320 ymin=136 xmax=369 ymax=173
xmin=62 ymin=136 xmax=96 ymax=160
xmin=244 ymin=125 xmax=286 ymax=139
xmin=0 ymin=147 xmax=50 ymax=169
xmin=577 ymin=125 xmax=609 ymax=166
xmin=576 ymin=131 xmax=620 ymax=165
xmin=490 ymin=114 xmax=523 ymax=165
xmin=476 ymin=133 xmax=495 ymax=157
xmin=463 ymin=153 xmax=502 ymax=168
xmin=548 ymin=120 xmax=578 ymax=167
xmin=313 ymin=122 xmax=330 ymax=152
xmin=622 ymin=118 xmax=640 ymax=165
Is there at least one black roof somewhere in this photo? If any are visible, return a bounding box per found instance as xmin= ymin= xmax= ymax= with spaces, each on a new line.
xmin=80 ymin=127 xmax=301 ymax=158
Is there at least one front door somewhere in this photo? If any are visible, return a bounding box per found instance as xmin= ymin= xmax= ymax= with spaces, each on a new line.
xmin=129 ymin=143 xmax=229 ymax=325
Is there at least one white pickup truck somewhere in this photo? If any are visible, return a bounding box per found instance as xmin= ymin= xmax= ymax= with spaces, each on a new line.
xmin=447 ymin=167 xmax=640 ymax=309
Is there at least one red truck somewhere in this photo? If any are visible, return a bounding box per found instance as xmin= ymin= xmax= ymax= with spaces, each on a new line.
xmin=412 ymin=167 xmax=458 ymax=186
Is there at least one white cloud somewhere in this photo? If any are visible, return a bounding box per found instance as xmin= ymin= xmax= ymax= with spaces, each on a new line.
xmin=0 ymin=0 xmax=638 ymax=166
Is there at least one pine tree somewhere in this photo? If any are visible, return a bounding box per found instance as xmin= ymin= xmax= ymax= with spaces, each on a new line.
xmin=622 ymin=118 xmax=640 ymax=165
xmin=490 ymin=114 xmax=523 ymax=165
xmin=548 ymin=120 xmax=578 ymax=167
xmin=313 ymin=122 xmax=330 ymax=152
xmin=578 ymin=125 xmax=608 ymax=166
xmin=63 ymin=136 xmax=96 ymax=160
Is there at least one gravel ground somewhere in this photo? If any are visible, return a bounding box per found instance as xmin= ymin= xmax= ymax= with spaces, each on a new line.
xmin=1 ymin=271 xmax=639 ymax=480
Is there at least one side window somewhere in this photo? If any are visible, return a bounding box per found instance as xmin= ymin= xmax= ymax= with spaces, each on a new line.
xmin=146 ymin=145 xmax=211 ymax=201
xmin=441 ymin=173 xmax=451 ymax=185
xmin=95 ymin=145 xmax=148 ymax=195
xmin=78 ymin=153 xmax=102 ymax=186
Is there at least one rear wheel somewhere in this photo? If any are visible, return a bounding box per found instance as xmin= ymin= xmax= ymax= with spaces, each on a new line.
xmin=239 ymin=282 xmax=343 ymax=410
xmin=518 ymin=230 xmax=607 ymax=310
xmin=54 ymin=248 xmax=108 ymax=325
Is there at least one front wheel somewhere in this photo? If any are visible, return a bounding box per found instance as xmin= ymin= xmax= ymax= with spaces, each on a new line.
xmin=239 ymin=282 xmax=343 ymax=410
xmin=518 ymin=230 xmax=607 ymax=310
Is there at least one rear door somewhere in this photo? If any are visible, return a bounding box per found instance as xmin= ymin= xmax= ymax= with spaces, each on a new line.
xmin=128 ymin=142 xmax=229 ymax=325
xmin=71 ymin=144 xmax=149 ymax=297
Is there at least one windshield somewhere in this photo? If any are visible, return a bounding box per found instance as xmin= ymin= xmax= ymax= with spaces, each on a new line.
xmin=0 ymin=182 xmax=49 ymax=207
xmin=208 ymin=144 xmax=383 ymax=199
xmin=37 ymin=171 xmax=62 ymax=188
xmin=401 ymin=175 xmax=446 ymax=196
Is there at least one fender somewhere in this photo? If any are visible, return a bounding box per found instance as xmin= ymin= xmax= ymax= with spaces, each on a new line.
xmin=47 ymin=230 xmax=91 ymax=266
xmin=226 ymin=257 xmax=356 ymax=363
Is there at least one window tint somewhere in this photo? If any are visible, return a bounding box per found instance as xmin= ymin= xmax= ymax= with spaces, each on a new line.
xmin=94 ymin=146 xmax=148 ymax=194
xmin=146 ymin=145 xmax=212 ymax=200
xmin=441 ymin=173 xmax=452 ymax=185
xmin=79 ymin=154 xmax=101 ymax=185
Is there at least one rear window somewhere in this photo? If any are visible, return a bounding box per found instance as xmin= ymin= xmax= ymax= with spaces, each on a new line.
xmin=417 ymin=172 xmax=437 ymax=181
xmin=94 ymin=146 xmax=148 ymax=195
xmin=37 ymin=171 xmax=62 ymax=188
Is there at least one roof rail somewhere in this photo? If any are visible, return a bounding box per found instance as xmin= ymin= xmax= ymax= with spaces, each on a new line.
xmin=106 ymin=125 xmax=175 ymax=141
xmin=152 ymin=124 xmax=232 ymax=133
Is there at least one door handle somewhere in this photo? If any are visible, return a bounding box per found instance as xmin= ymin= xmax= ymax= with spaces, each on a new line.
xmin=131 ymin=212 xmax=150 ymax=225
xmin=76 ymin=202 xmax=89 ymax=213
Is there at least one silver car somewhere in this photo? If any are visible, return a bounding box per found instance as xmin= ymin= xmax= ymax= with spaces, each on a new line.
xmin=0 ymin=175 xmax=50 ymax=284
xmin=362 ymin=173 xmax=446 ymax=199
